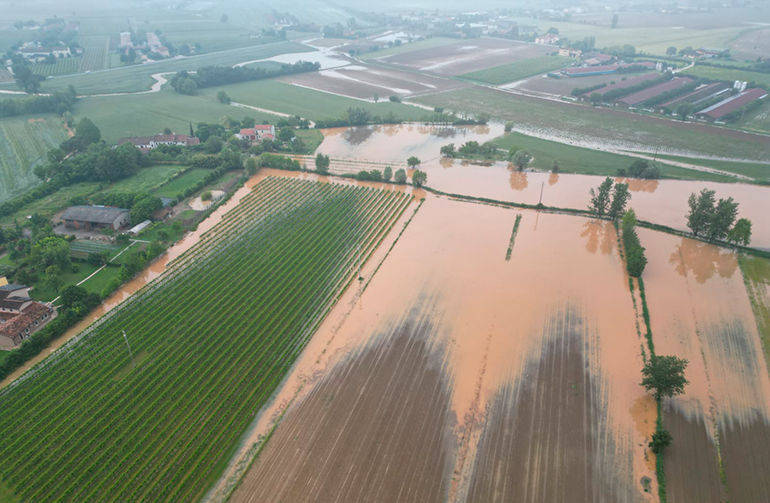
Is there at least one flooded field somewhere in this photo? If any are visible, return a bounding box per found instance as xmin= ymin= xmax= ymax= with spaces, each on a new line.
xmin=280 ymin=64 xmax=468 ymax=100
xmin=639 ymin=230 xmax=770 ymax=502
xmin=315 ymin=124 xmax=770 ymax=249
xmin=229 ymin=195 xmax=657 ymax=502
xmin=374 ymin=38 xmax=550 ymax=76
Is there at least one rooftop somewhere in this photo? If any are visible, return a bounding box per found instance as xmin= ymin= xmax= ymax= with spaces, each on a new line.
xmin=62 ymin=205 xmax=129 ymax=224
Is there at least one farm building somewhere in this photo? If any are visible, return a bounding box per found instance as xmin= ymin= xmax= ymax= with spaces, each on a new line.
xmin=0 ymin=284 xmax=54 ymax=349
xmin=236 ymin=125 xmax=276 ymax=143
xmin=697 ymin=87 xmax=769 ymax=120
xmin=118 ymin=134 xmax=200 ymax=152
xmin=535 ymin=33 xmax=560 ymax=45
xmin=61 ymin=205 xmax=130 ymax=231
xmin=618 ymin=77 xmax=694 ymax=106
xmin=562 ymin=64 xmax=620 ymax=77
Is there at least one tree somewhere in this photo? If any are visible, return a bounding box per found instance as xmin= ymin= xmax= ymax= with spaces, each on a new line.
xmin=407 ymin=156 xmax=421 ymax=168
xmin=511 ymin=150 xmax=532 ymax=170
xmin=204 ymin=136 xmax=223 ymax=154
xmin=72 ymin=117 xmax=101 ymax=149
xmin=607 ymin=182 xmax=630 ymax=219
xmin=440 ymin=144 xmax=455 ymax=157
xmin=641 ymin=355 xmax=689 ymax=401
xmin=12 ymin=63 xmax=44 ymax=93
xmin=686 ymin=189 xmax=716 ymax=236
xmin=504 ymin=121 xmax=514 ymax=133
xmin=394 ymin=168 xmax=407 ymax=184
xmin=551 ymin=161 xmax=559 ymax=174
xmin=216 ymin=91 xmax=230 ymax=104
xmin=727 ymin=218 xmax=752 ymax=246
xmin=649 ymin=429 xmax=672 ymax=454
xmin=383 ymin=166 xmax=392 ymax=182
xmin=346 ymin=107 xmax=371 ymax=126
xmin=44 ymin=264 xmax=62 ymax=293
xmin=707 ymin=197 xmax=738 ymax=241
xmin=245 ymin=157 xmax=258 ymax=175
xmin=130 ymin=195 xmax=162 ymax=225
xmin=621 ymin=210 xmax=647 ymax=277
xmin=412 ymin=170 xmax=427 ymax=187
xmin=611 ymin=13 xmax=619 ymax=28
xmin=314 ymin=153 xmax=330 ymax=173
xmin=588 ymin=177 xmax=614 ymax=216
xmin=30 ymin=236 xmax=70 ymax=270
xmin=666 ymin=46 xmax=677 ymax=56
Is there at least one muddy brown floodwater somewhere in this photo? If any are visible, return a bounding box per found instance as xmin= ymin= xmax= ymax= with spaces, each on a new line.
xmin=229 ymin=195 xmax=658 ymax=503
xmin=315 ymin=124 xmax=770 ymax=250
xmin=639 ymin=229 xmax=770 ymax=502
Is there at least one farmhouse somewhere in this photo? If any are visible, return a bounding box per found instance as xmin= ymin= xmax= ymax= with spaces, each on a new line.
xmin=117 ymin=133 xmax=200 ymax=152
xmin=535 ymin=33 xmax=560 ymax=45
xmin=0 ymin=284 xmax=54 ymax=349
xmin=61 ymin=205 xmax=130 ymax=231
xmin=236 ymin=125 xmax=276 ymax=143
xmin=19 ymin=41 xmax=72 ymax=62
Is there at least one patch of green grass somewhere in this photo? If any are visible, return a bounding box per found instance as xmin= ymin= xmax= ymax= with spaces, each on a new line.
xmin=96 ymin=165 xmax=187 ymax=194
xmin=0 ymin=115 xmax=68 ymax=203
xmin=30 ymin=261 xmax=102 ymax=302
xmin=652 ymin=153 xmax=770 ymax=182
xmin=461 ymin=55 xmax=571 ymax=85
xmin=414 ymin=86 xmax=770 ymax=161
xmin=72 ymin=90 xmax=276 ymax=143
xmin=152 ymin=168 xmax=213 ymax=199
xmin=199 ymin=79 xmax=428 ymax=122
xmin=492 ymin=132 xmax=735 ymax=182
xmin=735 ymin=98 xmax=770 ymax=135
xmin=363 ymin=37 xmax=457 ymax=59
xmin=682 ymin=65 xmax=770 ymax=90
xmin=77 ymin=264 xmax=122 ymax=297
xmin=28 ymin=40 xmax=309 ymax=95
xmin=295 ymin=128 xmax=324 ymax=153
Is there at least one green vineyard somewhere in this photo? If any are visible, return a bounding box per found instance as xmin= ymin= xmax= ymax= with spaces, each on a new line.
xmin=0 ymin=176 xmax=412 ymax=502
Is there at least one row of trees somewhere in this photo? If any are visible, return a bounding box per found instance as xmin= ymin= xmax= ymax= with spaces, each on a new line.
xmin=0 ymin=86 xmax=77 ymax=118
xmin=170 ymin=61 xmax=320 ymax=95
xmin=588 ymin=177 xmax=631 ymax=219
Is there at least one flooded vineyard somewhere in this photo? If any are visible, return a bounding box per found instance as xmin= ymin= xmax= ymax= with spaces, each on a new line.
xmin=315 ymin=124 xmax=770 ymax=249
xmin=230 ymin=196 xmax=657 ymax=502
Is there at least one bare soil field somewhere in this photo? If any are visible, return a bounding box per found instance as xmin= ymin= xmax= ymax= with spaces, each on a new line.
xmin=639 ymin=230 xmax=770 ymax=502
xmin=229 ymin=196 xmax=656 ymax=502
xmin=280 ymin=64 xmax=467 ymax=100
xmin=375 ymin=38 xmax=552 ymax=76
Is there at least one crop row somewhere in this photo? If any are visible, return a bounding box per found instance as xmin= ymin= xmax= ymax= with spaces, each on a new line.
xmin=0 ymin=176 xmax=412 ymax=502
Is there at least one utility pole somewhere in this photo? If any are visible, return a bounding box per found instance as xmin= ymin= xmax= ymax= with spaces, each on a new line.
xmin=538 ymin=181 xmax=545 ymax=206
xmin=122 ymin=330 xmax=134 ymax=363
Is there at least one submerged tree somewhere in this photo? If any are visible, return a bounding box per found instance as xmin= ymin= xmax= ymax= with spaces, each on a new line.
xmin=314 ymin=153 xmax=330 ymax=173
xmin=608 ymin=182 xmax=630 ymax=219
xmin=383 ymin=166 xmax=392 ymax=182
xmin=588 ymin=177 xmax=614 ymax=216
xmin=686 ymin=189 xmax=716 ymax=236
xmin=393 ymin=168 xmax=407 ymax=184
xmin=407 ymin=156 xmax=421 ymax=168
xmin=641 ymin=355 xmax=689 ymax=401
xmin=511 ymin=150 xmax=532 ymax=171
xmin=727 ymin=218 xmax=752 ymax=246
xmin=412 ymin=170 xmax=427 ymax=188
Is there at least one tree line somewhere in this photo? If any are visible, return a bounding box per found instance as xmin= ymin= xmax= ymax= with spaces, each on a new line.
xmin=170 ymin=61 xmax=320 ymax=95
xmin=0 ymin=86 xmax=77 ymax=118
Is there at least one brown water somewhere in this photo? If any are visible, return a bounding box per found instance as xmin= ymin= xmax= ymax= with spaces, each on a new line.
xmin=316 ymin=124 xmax=770 ymax=249
xmin=639 ymin=229 xmax=770 ymax=501
xmin=230 ymin=195 xmax=657 ymax=502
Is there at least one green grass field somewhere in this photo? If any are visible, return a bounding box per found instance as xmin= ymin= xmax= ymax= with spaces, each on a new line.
xmin=0 ymin=176 xmax=411 ymax=503
xmin=652 ymin=153 xmax=770 ymax=182
xmin=71 ymin=90 xmax=275 ymax=142
xmin=492 ymin=132 xmax=735 ymax=182
xmin=20 ymin=40 xmax=309 ymax=95
xmin=413 ymin=86 xmax=770 ymax=161
xmin=505 ymin=17 xmax=749 ymax=56
xmin=460 ymin=55 xmax=571 ymax=85
xmin=683 ymin=65 xmax=770 ymax=90
xmin=152 ymin=168 xmax=213 ymax=199
xmin=199 ymin=79 xmax=429 ymax=122
xmin=362 ymin=37 xmax=457 ymax=59
xmin=96 ymin=165 xmax=186 ymax=194
xmin=736 ymin=99 xmax=770 ymax=135
xmin=0 ymin=115 xmax=68 ymax=203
